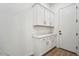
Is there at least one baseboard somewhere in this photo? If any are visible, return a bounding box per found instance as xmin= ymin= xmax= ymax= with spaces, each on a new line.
xmin=59 ymin=48 xmax=77 ymax=55
xmin=30 ymin=54 xmax=35 ymax=56
xmin=24 ymin=51 xmax=34 ymax=56
xmin=0 ymin=49 xmax=10 ymax=56
xmin=77 ymin=53 xmax=79 ymax=56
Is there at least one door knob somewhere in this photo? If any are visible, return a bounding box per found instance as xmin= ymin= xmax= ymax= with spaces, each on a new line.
xmin=59 ymin=30 xmax=62 ymax=35
xmin=46 ymin=41 xmax=49 ymax=45
xmin=59 ymin=33 xmax=62 ymax=35
xmin=59 ymin=30 xmax=61 ymax=32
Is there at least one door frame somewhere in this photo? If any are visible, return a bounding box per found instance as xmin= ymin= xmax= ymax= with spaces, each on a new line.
xmin=76 ymin=3 xmax=79 ymax=55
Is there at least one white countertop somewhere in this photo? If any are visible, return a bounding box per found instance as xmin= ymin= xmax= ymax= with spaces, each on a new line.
xmin=32 ymin=33 xmax=57 ymax=39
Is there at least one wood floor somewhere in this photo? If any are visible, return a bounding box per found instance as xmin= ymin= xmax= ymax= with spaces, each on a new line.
xmin=44 ymin=48 xmax=77 ymax=56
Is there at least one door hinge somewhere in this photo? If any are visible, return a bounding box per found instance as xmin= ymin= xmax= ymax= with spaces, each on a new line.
xmin=76 ymin=46 xmax=78 ymax=50
xmin=76 ymin=33 xmax=78 ymax=36
xmin=76 ymin=6 xmax=78 ymax=9
xmin=76 ymin=19 xmax=78 ymax=23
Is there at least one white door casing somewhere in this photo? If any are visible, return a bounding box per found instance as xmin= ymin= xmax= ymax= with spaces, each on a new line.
xmin=76 ymin=3 xmax=79 ymax=54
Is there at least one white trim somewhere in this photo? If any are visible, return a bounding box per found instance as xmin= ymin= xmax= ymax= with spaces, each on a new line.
xmin=32 ymin=3 xmax=55 ymax=14
xmin=60 ymin=3 xmax=76 ymax=9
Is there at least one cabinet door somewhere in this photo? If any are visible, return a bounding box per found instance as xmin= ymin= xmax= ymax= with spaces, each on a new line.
xmin=46 ymin=36 xmax=56 ymax=51
xmin=33 ymin=38 xmax=42 ymax=56
xmin=47 ymin=37 xmax=51 ymax=50
xmin=45 ymin=37 xmax=52 ymax=52
xmin=50 ymin=35 xmax=57 ymax=48
xmin=45 ymin=10 xmax=50 ymax=26
xmin=50 ymin=13 xmax=55 ymax=26
xmin=37 ymin=5 xmax=44 ymax=25
xmin=40 ymin=38 xmax=47 ymax=55
xmin=33 ymin=38 xmax=46 ymax=56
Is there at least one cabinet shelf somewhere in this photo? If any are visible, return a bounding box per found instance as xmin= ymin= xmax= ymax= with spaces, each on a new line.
xmin=33 ymin=25 xmax=54 ymax=28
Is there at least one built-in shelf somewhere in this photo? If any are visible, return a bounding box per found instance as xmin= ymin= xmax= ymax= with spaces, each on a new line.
xmin=33 ymin=25 xmax=54 ymax=28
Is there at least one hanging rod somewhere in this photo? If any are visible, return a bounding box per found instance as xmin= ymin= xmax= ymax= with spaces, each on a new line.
xmin=32 ymin=3 xmax=55 ymax=14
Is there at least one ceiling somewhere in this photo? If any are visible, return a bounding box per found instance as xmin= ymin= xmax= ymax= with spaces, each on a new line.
xmin=0 ymin=3 xmax=33 ymax=15
xmin=45 ymin=3 xmax=57 ymax=7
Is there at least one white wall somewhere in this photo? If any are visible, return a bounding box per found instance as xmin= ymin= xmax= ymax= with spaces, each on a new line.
xmin=0 ymin=3 xmax=33 ymax=56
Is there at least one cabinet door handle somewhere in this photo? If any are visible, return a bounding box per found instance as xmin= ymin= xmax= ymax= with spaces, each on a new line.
xmin=76 ymin=19 xmax=78 ymax=23
xmin=46 ymin=41 xmax=49 ymax=45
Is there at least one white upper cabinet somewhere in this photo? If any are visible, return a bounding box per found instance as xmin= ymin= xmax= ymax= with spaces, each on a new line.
xmin=33 ymin=4 xmax=44 ymax=25
xmin=45 ymin=10 xmax=55 ymax=26
xmin=33 ymin=4 xmax=55 ymax=26
xmin=37 ymin=5 xmax=44 ymax=25
xmin=45 ymin=9 xmax=50 ymax=26
xmin=50 ymin=13 xmax=55 ymax=26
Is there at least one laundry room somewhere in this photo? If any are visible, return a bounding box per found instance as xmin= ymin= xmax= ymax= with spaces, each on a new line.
xmin=0 ymin=2 xmax=79 ymax=56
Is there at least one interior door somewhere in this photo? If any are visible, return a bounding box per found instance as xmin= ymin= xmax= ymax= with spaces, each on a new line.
xmin=59 ymin=4 xmax=76 ymax=52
